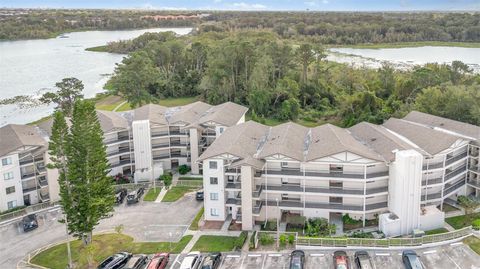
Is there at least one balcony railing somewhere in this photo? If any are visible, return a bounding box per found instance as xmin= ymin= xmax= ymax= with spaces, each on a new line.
xmin=421 ymin=192 xmax=442 ymax=201
xmin=38 ymin=177 xmax=48 ymax=187
xmin=226 ymin=198 xmax=242 ymax=206
xmin=261 ymin=169 xmax=388 ymax=179
xmin=105 ymin=136 xmax=131 ymax=145
xmin=445 ymin=151 xmax=468 ymax=166
xmin=260 ymin=184 xmax=388 ymax=196
xmin=444 ymin=180 xmax=465 ymax=196
xmin=107 ymin=147 xmax=131 ymax=157
xmin=171 ymin=153 xmax=188 ymax=158
xmin=253 ymin=201 xmax=264 ymax=214
xmin=263 ymin=200 xmax=387 ymax=212
xmin=444 ymin=166 xmax=467 ymax=181
xmin=110 ymin=159 xmax=132 ymax=168
xmin=170 ymin=130 xmax=188 ymax=136
xmin=422 ymin=162 xmax=444 ymax=170
xmin=153 ymin=155 xmax=170 ymax=160
xmin=226 ymin=182 xmax=241 ymax=190
xmin=39 ymin=192 xmax=50 ymax=202
xmin=22 ymin=186 xmax=37 ymax=193
xmin=170 ymin=141 xmax=188 ymax=147
xmin=151 ymin=132 xmax=169 ymax=138
xmin=253 ymin=185 xmax=264 ymax=198
xmin=422 ymin=177 xmax=443 ymax=186
xmin=19 ymin=157 xmax=44 ymax=166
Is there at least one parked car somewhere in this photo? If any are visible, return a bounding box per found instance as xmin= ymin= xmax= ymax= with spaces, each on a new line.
xmin=200 ymin=252 xmax=222 ymax=269
xmin=123 ymin=254 xmax=148 ymax=269
xmin=180 ymin=251 xmax=202 ymax=269
xmin=333 ymin=251 xmax=349 ymax=269
xmin=354 ymin=251 xmax=374 ymax=269
xmin=196 ymin=190 xmax=204 ymax=201
xmin=289 ymin=250 xmax=305 ymax=269
xmin=126 ymin=188 xmax=144 ymax=204
xmin=97 ymin=252 xmax=132 ymax=269
xmin=115 ymin=188 xmax=127 ymax=204
xmin=146 ymin=252 xmax=170 ymax=269
xmin=402 ymin=250 xmax=424 ymax=269
xmin=22 ymin=214 xmax=38 ymax=232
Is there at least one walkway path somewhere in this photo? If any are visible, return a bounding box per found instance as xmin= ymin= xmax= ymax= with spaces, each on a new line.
xmin=112 ymin=101 xmax=127 ymax=112
xmin=154 ymin=187 xmax=168 ymax=203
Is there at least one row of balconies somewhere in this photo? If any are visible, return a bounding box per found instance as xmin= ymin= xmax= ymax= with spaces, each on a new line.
xmin=260 ymin=168 xmax=389 ymax=179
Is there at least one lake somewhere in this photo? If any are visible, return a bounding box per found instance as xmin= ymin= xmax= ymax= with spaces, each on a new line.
xmin=0 ymin=28 xmax=191 ymax=126
xmin=328 ymin=46 xmax=480 ymax=73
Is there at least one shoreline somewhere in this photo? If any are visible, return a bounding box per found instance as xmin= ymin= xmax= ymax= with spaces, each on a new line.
xmin=328 ymin=41 xmax=480 ymax=49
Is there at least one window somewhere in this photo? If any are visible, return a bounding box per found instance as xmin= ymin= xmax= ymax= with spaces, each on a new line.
xmin=329 ymin=196 xmax=343 ymax=204
xmin=6 ymin=186 xmax=15 ymax=194
xmin=281 ymin=162 xmax=288 ymax=168
xmin=210 ymin=177 xmax=218 ymax=185
xmin=210 ymin=208 xmax=219 ymax=216
xmin=281 ymin=178 xmax=289 ymax=185
xmin=2 ymin=157 xmax=12 ymax=166
xmin=329 ymin=181 xmax=343 ymax=188
xmin=209 ymin=161 xmax=217 ymax=170
xmin=330 ymin=164 xmax=343 ymax=173
xmin=219 ymin=127 xmax=224 ymax=134
xmin=7 ymin=200 xmax=17 ymax=210
xmin=3 ymin=172 xmax=13 ymax=180
xmin=210 ymin=193 xmax=219 ymax=200
xmin=227 ymin=176 xmax=234 ymax=182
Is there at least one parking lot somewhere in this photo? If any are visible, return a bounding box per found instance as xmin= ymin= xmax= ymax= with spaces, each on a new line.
xmin=168 ymin=242 xmax=480 ymax=269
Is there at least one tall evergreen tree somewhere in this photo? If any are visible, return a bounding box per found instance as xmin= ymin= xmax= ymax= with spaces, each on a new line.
xmin=50 ymin=100 xmax=114 ymax=245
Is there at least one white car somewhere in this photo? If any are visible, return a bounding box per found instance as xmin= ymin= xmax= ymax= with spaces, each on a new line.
xmin=180 ymin=251 xmax=202 ymax=269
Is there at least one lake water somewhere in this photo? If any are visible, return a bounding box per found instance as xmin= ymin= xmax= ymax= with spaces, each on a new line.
xmin=0 ymin=27 xmax=191 ymax=126
xmin=328 ymin=46 xmax=480 ymax=73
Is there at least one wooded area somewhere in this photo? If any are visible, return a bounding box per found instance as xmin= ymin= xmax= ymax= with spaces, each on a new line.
xmin=105 ymin=30 xmax=480 ymax=127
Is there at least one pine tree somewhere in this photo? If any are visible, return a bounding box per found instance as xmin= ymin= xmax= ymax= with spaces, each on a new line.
xmin=50 ymin=100 xmax=114 ymax=245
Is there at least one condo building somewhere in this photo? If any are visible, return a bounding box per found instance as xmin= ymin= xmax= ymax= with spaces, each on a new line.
xmin=0 ymin=101 xmax=247 ymax=210
xmin=198 ymin=111 xmax=480 ymax=236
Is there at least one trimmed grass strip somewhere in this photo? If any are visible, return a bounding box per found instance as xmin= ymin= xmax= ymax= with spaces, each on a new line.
xmin=143 ymin=188 xmax=162 ymax=202
xmin=189 ymin=207 xmax=204 ymax=231
xmin=162 ymin=186 xmax=196 ymax=202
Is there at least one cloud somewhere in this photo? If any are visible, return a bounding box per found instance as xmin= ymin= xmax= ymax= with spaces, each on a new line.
xmin=304 ymin=1 xmax=316 ymax=6
xmin=230 ymin=2 xmax=267 ymax=10
xmin=137 ymin=3 xmax=187 ymax=10
xmin=322 ymin=0 xmax=329 ymax=3
xmin=213 ymin=0 xmax=222 ymax=2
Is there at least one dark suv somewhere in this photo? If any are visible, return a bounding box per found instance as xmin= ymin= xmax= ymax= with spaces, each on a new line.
xmin=22 ymin=214 xmax=39 ymax=232
xmin=196 ymin=191 xmax=204 ymax=201
xmin=402 ymin=250 xmax=424 ymax=269
xmin=97 ymin=252 xmax=132 ymax=269
xmin=126 ymin=188 xmax=144 ymax=204
xmin=289 ymin=250 xmax=305 ymax=269
xmin=115 ymin=188 xmax=127 ymax=204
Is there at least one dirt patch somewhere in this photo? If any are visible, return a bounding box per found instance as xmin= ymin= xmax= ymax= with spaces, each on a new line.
xmin=201 ymin=221 xmax=224 ymax=230
xmin=96 ymin=95 xmax=123 ymax=105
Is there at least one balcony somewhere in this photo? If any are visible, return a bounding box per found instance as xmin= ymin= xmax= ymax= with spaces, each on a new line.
xmin=422 ymin=162 xmax=444 ymax=170
xmin=153 ymin=155 xmax=170 ymax=160
xmin=107 ymin=147 xmax=131 ymax=157
xmin=39 ymin=192 xmax=50 ymax=202
xmin=226 ymin=198 xmax=242 ymax=206
xmin=152 ymin=143 xmax=169 ymax=149
xmin=253 ymin=185 xmax=264 ymax=198
xmin=263 ymin=200 xmax=387 ymax=212
xmin=467 ymin=179 xmax=480 ymax=189
xmin=171 ymin=153 xmax=188 ymax=158
xmin=444 ymin=166 xmax=467 ymax=181
xmin=105 ymin=136 xmax=131 ymax=145
xmin=111 ymin=159 xmax=132 ymax=168
xmin=422 ymin=177 xmax=443 ymax=186
xmin=262 ymin=169 xmax=388 ymax=179
xmin=170 ymin=130 xmax=188 ymax=136
xmin=421 ymin=192 xmax=442 ymax=201
xmin=170 ymin=141 xmax=188 ymax=147
xmin=444 ymin=180 xmax=465 ymax=196
xmin=225 ymin=168 xmax=239 ymax=174
xmin=253 ymin=201 xmax=264 ymax=215
xmin=22 ymin=186 xmax=37 ymax=193
xmin=226 ymin=182 xmax=241 ymax=190
xmin=151 ymin=132 xmax=169 ymax=138
xmin=38 ymin=177 xmax=48 ymax=187
xmin=445 ymin=151 xmax=468 ymax=166
xmin=19 ymin=157 xmax=44 ymax=166
xmin=261 ymin=184 xmax=388 ymax=196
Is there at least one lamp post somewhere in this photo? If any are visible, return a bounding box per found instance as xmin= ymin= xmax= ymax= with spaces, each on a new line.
xmin=64 ymin=214 xmax=73 ymax=268
xmin=276 ymin=198 xmax=280 ymax=249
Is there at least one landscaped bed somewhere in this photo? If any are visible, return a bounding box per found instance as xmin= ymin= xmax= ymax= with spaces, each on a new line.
xmin=445 ymin=213 xmax=480 ymax=229
xmin=189 ymin=207 xmax=204 ymax=231
xmin=463 ymin=236 xmax=480 ymax=255
xmin=191 ymin=232 xmax=247 ymax=252
xmin=30 ymin=233 xmax=192 ymax=269
xmin=162 ymin=186 xmax=197 ymax=202
xmin=425 ymin=228 xmax=449 ymax=235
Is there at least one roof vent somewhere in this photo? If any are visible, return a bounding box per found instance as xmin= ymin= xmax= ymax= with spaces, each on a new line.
xmin=370 ymin=138 xmax=377 ymax=142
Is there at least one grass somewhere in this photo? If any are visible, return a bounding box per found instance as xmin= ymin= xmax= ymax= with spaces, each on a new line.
xmin=162 ymin=186 xmax=197 ymax=202
xmin=425 ymin=228 xmax=449 ymax=235
xmin=463 ymin=236 xmax=480 ymax=255
xmin=446 ymin=213 xmax=480 ymax=229
xmin=27 ymin=115 xmax=53 ymax=126
xmin=245 ymin=114 xmax=324 ymax=127
xmin=157 ymin=96 xmax=200 ymax=107
xmin=331 ymin=41 xmax=480 ymax=49
xmin=30 ymin=233 xmax=192 ymax=269
xmin=143 ymin=188 xmax=162 ymax=202
xmin=442 ymin=203 xmax=461 ymax=213
xmin=179 ymin=176 xmax=203 ymax=180
xmin=192 ymin=233 xmax=246 ymax=252
xmin=85 ymin=45 xmax=110 ymax=52
xmin=189 ymin=207 xmax=204 ymax=231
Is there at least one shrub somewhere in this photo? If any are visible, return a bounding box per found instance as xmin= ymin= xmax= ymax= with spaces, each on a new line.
xmin=259 ymin=233 xmax=274 ymax=245
xmin=159 ymin=172 xmax=173 ymax=189
xmin=279 ymin=234 xmax=287 ymax=247
xmin=178 ymin=165 xmax=191 ymax=175
xmin=473 ymin=219 xmax=480 ymax=230
xmin=261 ymin=220 xmax=277 ymax=231
xmin=350 ymin=231 xmax=374 ymax=238
xmin=113 ymin=173 xmax=130 ymax=184
xmin=286 ymin=214 xmax=306 ymax=228
xmin=249 ymin=231 xmax=257 ymax=249
xmin=234 ymin=231 xmax=248 ymax=250
xmin=288 ymin=234 xmax=295 ymax=245
xmin=342 ymin=214 xmax=361 ymax=225
xmin=306 ymin=217 xmax=336 ymax=237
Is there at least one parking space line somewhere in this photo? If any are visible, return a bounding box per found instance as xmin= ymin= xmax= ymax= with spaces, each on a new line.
xmin=226 ymin=254 xmax=241 ymax=258
xmin=444 ymin=252 xmax=462 ymax=269
xmin=268 ymin=253 xmax=282 ymax=257
xmin=310 ymin=253 xmax=324 ymax=257
xmin=239 ymin=253 xmax=246 ymax=269
xmin=450 ymin=242 xmax=463 ymax=246
xmin=248 ymin=254 xmax=262 ymax=257
xmin=261 ymin=254 xmax=267 ymax=269
xmin=423 ymin=250 xmax=437 ymax=255
xmin=375 ymin=253 xmax=390 ymax=256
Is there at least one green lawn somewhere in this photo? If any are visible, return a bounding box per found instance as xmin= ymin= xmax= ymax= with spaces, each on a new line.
xmin=30 ymin=233 xmax=192 ymax=269
xmin=189 ymin=207 xmax=204 ymax=231
xmin=191 ymin=233 xmax=246 ymax=252
xmin=85 ymin=45 xmax=109 ymax=52
xmin=245 ymin=115 xmax=324 ymax=127
xmin=463 ymin=236 xmax=480 ymax=255
xmin=446 ymin=213 xmax=480 ymax=229
xmin=162 ymin=186 xmax=197 ymax=202
xmin=95 ymin=96 xmax=198 ymax=111
xmin=179 ymin=176 xmax=204 ymax=180
xmin=157 ymin=96 xmax=199 ymax=107
xmin=143 ymin=188 xmax=162 ymax=202
xmin=425 ymin=228 xmax=449 ymax=235
xmin=442 ymin=203 xmax=461 ymax=213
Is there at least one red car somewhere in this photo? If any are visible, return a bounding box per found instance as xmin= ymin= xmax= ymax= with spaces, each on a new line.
xmin=333 ymin=251 xmax=349 ymax=269
xmin=146 ymin=253 xmax=170 ymax=269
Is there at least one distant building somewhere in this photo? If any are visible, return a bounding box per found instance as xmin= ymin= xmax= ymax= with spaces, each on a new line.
xmin=198 ymin=111 xmax=479 ymax=236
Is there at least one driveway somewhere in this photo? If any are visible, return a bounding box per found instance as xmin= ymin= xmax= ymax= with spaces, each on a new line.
xmin=0 ymin=192 xmax=202 ymax=269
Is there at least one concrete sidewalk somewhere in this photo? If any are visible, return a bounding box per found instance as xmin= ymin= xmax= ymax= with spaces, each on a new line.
xmin=154 ymin=187 xmax=168 ymax=203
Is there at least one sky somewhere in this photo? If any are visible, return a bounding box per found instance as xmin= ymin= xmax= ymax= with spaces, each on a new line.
xmin=1 ymin=0 xmax=479 ymax=11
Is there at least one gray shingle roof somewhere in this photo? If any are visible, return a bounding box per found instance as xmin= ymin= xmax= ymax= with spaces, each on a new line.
xmin=383 ymin=118 xmax=462 ymax=155
xmin=192 ymin=101 xmax=248 ymax=127
xmin=404 ymin=111 xmax=480 ymax=140
xmin=0 ymin=124 xmax=46 ymax=157
xmin=349 ymin=122 xmax=416 ymax=162
xmin=133 ymin=104 xmax=168 ymax=125
xmin=257 ymin=122 xmax=309 ymax=161
xmin=307 ymin=124 xmax=383 ymax=162
xmin=167 ymin=101 xmax=212 ymax=125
